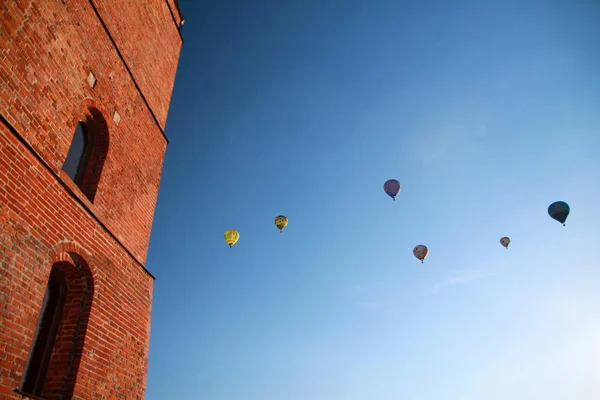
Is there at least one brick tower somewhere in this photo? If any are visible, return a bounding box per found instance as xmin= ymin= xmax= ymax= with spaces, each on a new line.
xmin=0 ymin=1 xmax=183 ymax=399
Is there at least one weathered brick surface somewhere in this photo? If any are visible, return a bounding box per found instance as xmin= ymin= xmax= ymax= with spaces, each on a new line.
xmin=92 ymin=0 xmax=183 ymax=128
xmin=0 ymin=0 xmax=182 ymax=264
xmin=0 ymin=0 xmax=182 ymax=398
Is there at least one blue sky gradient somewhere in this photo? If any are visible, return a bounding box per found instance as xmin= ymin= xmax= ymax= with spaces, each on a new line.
xmin=146 ymin=1 xmax=600 ymax=399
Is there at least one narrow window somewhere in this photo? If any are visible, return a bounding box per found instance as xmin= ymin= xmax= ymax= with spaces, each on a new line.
xmin=20 ymin=268 xmax=67 ymax=397
xmin=62 ymin=121 xmax=88 ymax=185
xmin=62 ymin=109 xmax=110 ymax=202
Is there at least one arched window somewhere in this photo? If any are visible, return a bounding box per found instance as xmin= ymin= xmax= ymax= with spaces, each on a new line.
xmin=63 ymin=121 xmax=89 ymax=185
xmin=18 ymin=254 xmax=94 ymax=399
xmin=20 ymin=268 xmax=67 ymax=397
xmin=62 ymin=108 xmax=109 ymax=202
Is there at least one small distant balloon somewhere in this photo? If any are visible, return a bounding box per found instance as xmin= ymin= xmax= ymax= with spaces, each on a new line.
xmin=224 ymin=229 xmax=239 ymax=248
xmin=384 ymin=179 xmax=401 ymax=201
xmin=500 ymin=237 xmax=510 ymax=249
xmin=548 ymin=201 xmax=570 ymax=226
xmin=274 ymin=215 xmax=288 ymax=232
xmin=413 ymin=245 xmax=428 ymax=263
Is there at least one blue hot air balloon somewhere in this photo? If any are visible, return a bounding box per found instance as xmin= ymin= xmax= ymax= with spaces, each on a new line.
xmin=384 ymin=179 xmax=401 ymax=201
xmin=548 ymin=201 xmax=570 ymax=226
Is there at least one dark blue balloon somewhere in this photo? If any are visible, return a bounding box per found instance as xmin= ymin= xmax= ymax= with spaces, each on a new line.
xmin=548 ymin=201 xmax=570 ymax=226
xmin=384 ymin=179 xmax=401 ymax=201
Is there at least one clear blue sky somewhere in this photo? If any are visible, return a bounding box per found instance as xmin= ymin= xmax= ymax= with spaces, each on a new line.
xmin=146 ymin=1 xmax=600 ymax=399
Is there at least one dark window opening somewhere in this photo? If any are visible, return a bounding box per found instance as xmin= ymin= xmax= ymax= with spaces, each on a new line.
xmin=61 ymin=109 xmax=110 ymax=203
xmin=62 ymin=121 xmax=89 ymax=186
xmin=20 ymin=268 xmax=67 ymax=397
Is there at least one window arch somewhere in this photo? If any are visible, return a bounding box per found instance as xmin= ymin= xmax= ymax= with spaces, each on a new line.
xmin=62 ymin=107 xmax=110 ymax=202
xmin=19 ymin=253 xmax=95 ymax=399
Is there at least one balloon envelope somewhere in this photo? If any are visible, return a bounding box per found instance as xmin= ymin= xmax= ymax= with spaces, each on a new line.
xmin=274 ymin=215 xmax=288 ymax=232
xmin=384 ymin=179 xmax=401 ymax=200
xmin=500 ymin=237 xmax=510 ymax=248
xmin=224 ymin=229 xmax=239 ymax=247
xmin=548 ymin=201 xmax=570 ymax=225
xmin=413 ymin=245 xmax=428 ymax=263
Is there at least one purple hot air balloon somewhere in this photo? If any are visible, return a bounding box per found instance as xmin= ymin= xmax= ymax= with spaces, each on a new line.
xmin=384 ymin=179 xmax=401 ymax=201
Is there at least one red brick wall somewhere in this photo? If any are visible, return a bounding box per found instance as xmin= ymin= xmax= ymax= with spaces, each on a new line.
xmin=92 ymin=0 xmax=184 ymax=128
xmin=0 ymin=0 xmax=179 ymax=264
xmin=0 ymin=125 xmax=154 ymax=398
xmin=0 ymin=0 xmax=181 ymax=398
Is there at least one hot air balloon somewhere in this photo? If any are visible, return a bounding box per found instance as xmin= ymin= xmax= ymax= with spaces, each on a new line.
xmin=500 ymin=237 xmax=510 ymax=249
xmin=548 ymin=201 xmax=570 ymax=226
xmin=224 ymin=229 xmax=239 ymax=248
xmin=384 ymin=179 xmax=401 ymax=201
xmin=274 ymin=215 xmax=288 ymax=232
xmin=413 ymin=245 xmax=428 ymax=263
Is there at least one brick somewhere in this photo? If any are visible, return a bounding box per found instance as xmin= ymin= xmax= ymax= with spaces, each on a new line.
xmin=0 ymin=0 xmax=182 ymax=399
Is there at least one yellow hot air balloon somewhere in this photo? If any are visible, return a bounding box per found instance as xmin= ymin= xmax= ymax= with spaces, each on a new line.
xmin=224 ymin=229 xmax=239 ymax=248
xmin=274 ymin=215 xmax=288 ymax=233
